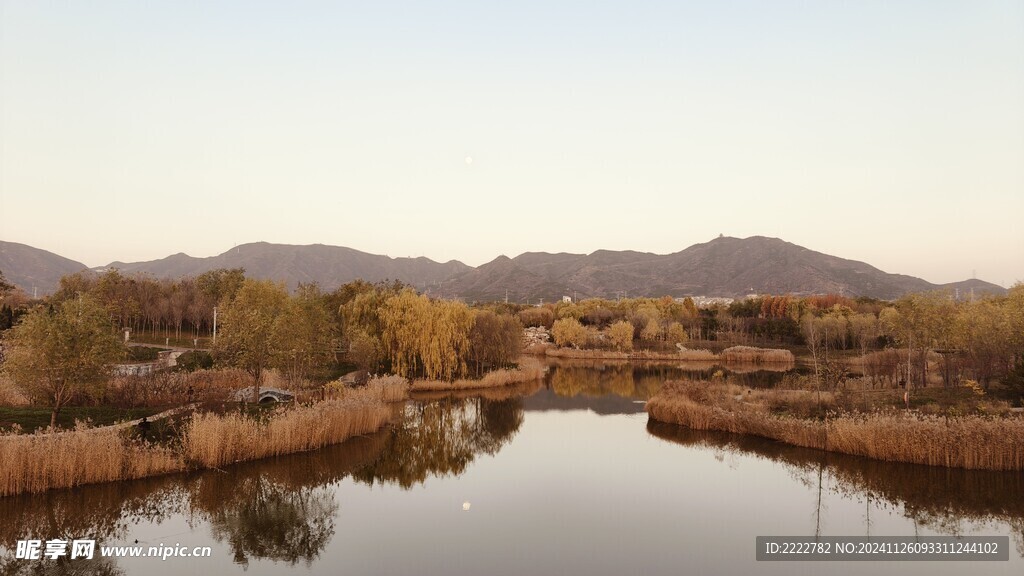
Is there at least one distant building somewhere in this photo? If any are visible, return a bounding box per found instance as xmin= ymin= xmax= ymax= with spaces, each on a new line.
xmin=680 ymin=296 xmax=735 ymax=308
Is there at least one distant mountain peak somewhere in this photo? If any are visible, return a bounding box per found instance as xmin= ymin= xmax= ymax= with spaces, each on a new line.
xmin=0 ymin=240 xmax=90 ymax=295
xmin=1 ymin=238 xmax=1007 ymax=300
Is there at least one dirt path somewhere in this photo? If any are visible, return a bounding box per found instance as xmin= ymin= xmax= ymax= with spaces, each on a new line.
xmin=35 ymin=404 xmax=199 ymax=437
xmin=127 ymin=342 xmax=210 ymax=352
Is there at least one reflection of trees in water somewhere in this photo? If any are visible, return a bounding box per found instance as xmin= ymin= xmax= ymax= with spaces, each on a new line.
xmin=182 ymin=431 xmax=391 ymax=567
xmin=0 ymin=475 xmax=185 ymax=551
xmin=0 ymin=554 xmax=124 ymax=576
xmin=202 ymin=478 xmax=336 ymax=568
xmin=647 ymin=420 xmax=1024 ymax=555
xmin=725 ymin=370 xmax=788 ymax=388
xmin=0 ymin=396 xmax=521 ymax=568
xmin=549 ymin=365 xmax=649 ymax=399
xmin=353 ymin=396 xmax=524 ymax=489
xmin=0 ymin=432 xmax=390 ymax=570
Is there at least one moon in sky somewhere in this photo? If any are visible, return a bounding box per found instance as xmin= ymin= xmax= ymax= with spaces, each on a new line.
xmin=464 ymin=156 xmax=473 ymax=165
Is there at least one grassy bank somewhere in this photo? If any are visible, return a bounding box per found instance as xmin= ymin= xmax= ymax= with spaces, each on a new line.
xmin=0 ymin=379 xmax=408 ymax=497
xmin=409 ymin=358 xmax=545 ymax=392
xmin=646 ymin=380 xmax=1024 ymax=470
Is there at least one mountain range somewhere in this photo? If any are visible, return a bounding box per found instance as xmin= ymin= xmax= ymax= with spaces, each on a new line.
xmin=0 ymin=237 xmax=1006 ymax=302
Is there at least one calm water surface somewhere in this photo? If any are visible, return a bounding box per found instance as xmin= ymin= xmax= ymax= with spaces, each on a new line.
xmin=2 ymin=361 xmax=1022 ymax=575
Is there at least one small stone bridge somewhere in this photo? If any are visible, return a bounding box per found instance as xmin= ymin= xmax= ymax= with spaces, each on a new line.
xmin=233 ymin=387 xmax=295 ymax=403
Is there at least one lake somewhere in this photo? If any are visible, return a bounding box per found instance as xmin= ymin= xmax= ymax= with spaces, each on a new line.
xmin=2 ymin=360 xmax=1021 ymax=575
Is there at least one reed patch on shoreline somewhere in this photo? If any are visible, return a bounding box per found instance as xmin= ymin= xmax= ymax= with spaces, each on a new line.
xmin=646 ymin=380 xmax=1024 ymax=471
xmin=0 ymin=427 xmax=183 ymax=497
xmin=342 ymin=375 xmax=411 ymax=403
xmin=0 ymin=377 xmax=409 ymax=497
xmin=410 ymin=358 xmax=544 ymax=392
xmin=719 ymin=346 xmax=795 ymax=364
xmin=182 ymin=397 xmax=393 ymax=469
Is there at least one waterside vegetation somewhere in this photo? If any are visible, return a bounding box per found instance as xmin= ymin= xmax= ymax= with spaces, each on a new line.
xmin=646 ymin=380 xmax=1024 ymax=470
xmin=0 ymin=376 xmax=407 ymax=497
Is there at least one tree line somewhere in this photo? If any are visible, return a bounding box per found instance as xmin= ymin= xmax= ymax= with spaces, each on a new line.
xmin=0 ymin=270 xmax=528 ymax=421
xmin=46 ymin=268 xmax=247 ymax=340
xmin=517 ymin=288 xmax=1024 ymax=394
xmin=3 ymin=265 xmax=1023 ymax=426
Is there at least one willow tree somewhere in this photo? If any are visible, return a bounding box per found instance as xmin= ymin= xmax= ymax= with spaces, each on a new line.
xmin=380 ymin=291 xmax=473 ymax=380
xmin=379 ymin=290 xmax=430 ymax=378
xmin=272 ymin=284 xmax=335 ymax=385
xmin=3 ymin=296 xmax=122 ymax=429
xmin=333 ymin=280 xmax=406 ymax=371
xmin=213 ymin=279 xmax=289 ymax=401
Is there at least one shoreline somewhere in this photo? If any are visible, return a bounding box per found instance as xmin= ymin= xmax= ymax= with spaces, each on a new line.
xmin=409 ymin=357 xmax=545 ymax=392
xmin=0 ymin=378 xmax=407 ymax=497
xmin=646 ymin=381 xmax=1024 ymax=471
xmin=538 ymin=345 xmax=796 ymax=365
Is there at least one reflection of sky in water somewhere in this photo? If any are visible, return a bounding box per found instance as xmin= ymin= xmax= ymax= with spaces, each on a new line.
xmin=2 ymin=364 xmax=1022 ymax=576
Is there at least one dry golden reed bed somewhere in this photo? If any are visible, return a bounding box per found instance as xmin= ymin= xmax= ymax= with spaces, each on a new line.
xmin=183 ymin=397 xmax=393 ymax=469
xmin=410 ymin=357 xmax=545 ymax=392
xmin=646 ymin=381 xmax=1024 ymax=471
xmin=0 ymin=426 xmax=184 ymax=497
xmin=719 ymin=346 xmax=795 ymax=364
xmin=0 ymin=378 xmax=408 ymax=497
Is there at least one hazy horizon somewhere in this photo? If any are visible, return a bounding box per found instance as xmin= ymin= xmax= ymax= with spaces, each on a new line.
xmin=2 ymin=1 xmax=1022 ymax=287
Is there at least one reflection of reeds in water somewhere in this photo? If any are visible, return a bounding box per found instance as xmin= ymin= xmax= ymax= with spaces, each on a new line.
xmin=410 ymin=357 xmax=544 ymax=392
xmin=647 ymin=381 xmax=1024 ymax=470
xmin=0 ymin=468 xmax=185 ymax=548
xmin=0 ymin=431 xmax=388 ymax=545
xmin=719 ymin=362 xmax=793 ymax=374
xmin=0 ymin=378 xmax=407 ymax=496
xmin=647 ymin=420 xmax=1024 ymax=535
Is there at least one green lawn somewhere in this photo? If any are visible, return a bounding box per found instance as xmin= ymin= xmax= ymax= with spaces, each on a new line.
xmin=0 ymin=406 xmax=164 ymax=433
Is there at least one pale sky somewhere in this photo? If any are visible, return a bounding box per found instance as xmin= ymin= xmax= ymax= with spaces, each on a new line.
xmin=1 ymin=1 xmax=1022 ymax=287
